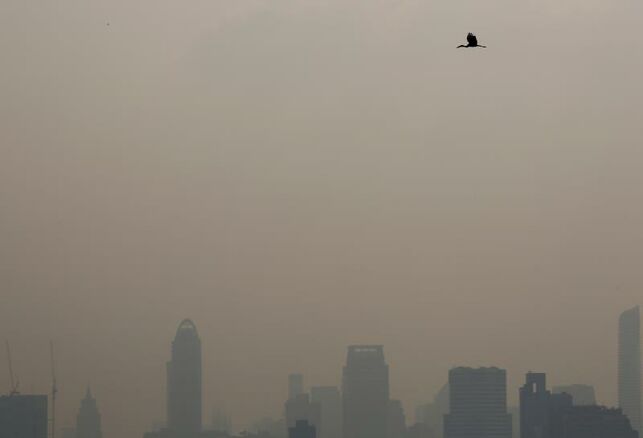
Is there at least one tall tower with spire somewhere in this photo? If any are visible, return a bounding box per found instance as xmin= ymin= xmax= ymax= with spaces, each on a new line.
xmin=167 ymin=319 xmax=202 ymax=435
xmin=76 ymin=387 xmax=103 ymax=438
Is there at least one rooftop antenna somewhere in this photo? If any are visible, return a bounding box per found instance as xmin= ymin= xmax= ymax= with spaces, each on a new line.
xmin=5 ymin=340 xmax=19 ymax=395
xmin=50 ymin=341 xmax=58 ymax=438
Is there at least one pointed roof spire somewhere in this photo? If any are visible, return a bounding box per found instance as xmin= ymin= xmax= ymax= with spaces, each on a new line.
xmin=85 ymin=384 xmax=93 ymax=400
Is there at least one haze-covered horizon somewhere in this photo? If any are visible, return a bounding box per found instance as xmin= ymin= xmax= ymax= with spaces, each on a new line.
xmin=2 ymin=1 xmax=643 ymax=438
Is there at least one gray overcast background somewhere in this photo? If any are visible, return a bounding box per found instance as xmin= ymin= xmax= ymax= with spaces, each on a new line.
xmin=2 ymin=1 xmax=643 ymax=437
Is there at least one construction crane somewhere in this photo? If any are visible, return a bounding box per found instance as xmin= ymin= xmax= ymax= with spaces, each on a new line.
xmin=5 ymin=340 xmax=19 ymax=395
xmin=50 ymin=341 xmax=58 ymax=438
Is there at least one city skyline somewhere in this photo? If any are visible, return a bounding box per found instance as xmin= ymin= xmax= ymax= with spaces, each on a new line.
xmin=4 ymin=1 xmax=643 ymax=438
xmin=3 ymin=309 xmax=640 ymax=438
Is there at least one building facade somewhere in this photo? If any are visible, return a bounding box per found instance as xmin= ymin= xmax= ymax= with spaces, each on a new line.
xmin=289 ymin=375 xmax=304 ymax=401
xmin=0 ymin=394 xmax=48 ymax=438
xmin=520 ymin=373 xmax=551 ymax=438
xmin=342 ymin=345 xmax=389 ymax=438
xmin=285 ymin=393 xmax=321 ymax=432
xmin=619 ymin=306 xmax=641 ymax=432
xmin=310 ymin=386 xmax=341 ymax=438
xmin=444 ymin=367 xmax=511 ymax=438
xmin=387 ymin=400 xmax=407 ymax=438
xmin=519 ymin=372 xmax=573 ymax=438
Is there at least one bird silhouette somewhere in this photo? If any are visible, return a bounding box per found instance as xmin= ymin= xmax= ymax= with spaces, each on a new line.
xmin=457 ymin=33 xmax=486 ymax=48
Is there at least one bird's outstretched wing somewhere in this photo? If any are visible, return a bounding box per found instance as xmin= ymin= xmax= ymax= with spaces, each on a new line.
xmin=467 ymin=33 xmax=477 ymax=46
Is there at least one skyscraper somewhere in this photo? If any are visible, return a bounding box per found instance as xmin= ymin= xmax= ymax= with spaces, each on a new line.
xmin=415 ymin=383 xmax=449 ymax=438
xmin=519 ymin=372 xmax=573 ymax=438
xmin=342 ymin=345 xmax=389 ymax=438
xmin=387 ymin=400 xmax=407 ymax=438
xmin=167 ymin=319 xmax=202 ymax=435
xmin=619 ymin=306 xmax=641 ymax=432
xmin=76 ymin=387 xmax=103 ymax=438
xmin=144 ymin=319 xmax=219 ymax=438
xmin=285 ymin=393 xmax=321 ymax=432
xmin=520 ymin=373 xmax=550 ymax=438
xmin=289 ymin=374 xmax=304 ymax=401
xmin=310 ymin=386 xmax=341 ymax=438
xmin=444 ymin=367 xmax=512 ymax=438
xmin=0 ymin=394 xmax=48 ymax=438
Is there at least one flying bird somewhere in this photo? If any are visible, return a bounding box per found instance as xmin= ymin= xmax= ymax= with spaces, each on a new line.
xmin=457 ymin=33 xmax=486 ymax=48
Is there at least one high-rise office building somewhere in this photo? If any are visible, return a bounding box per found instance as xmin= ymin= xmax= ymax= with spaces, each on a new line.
xmin=444 ymin=367 xmax=512 ymax=438
xmin=387 ymin=400 xmax=407 ymax=438
xmin=285 ymin=373 xmax=320 ymax=434
xmin=311 ymin=386 xmax=341 ymax=438
xmin=289 ymin=374 xmax=304 ymax=401
xmin=167 ymin=319 xmax=202 ymax=435
xmin=619 ymin=306 xmax=641 ymax=432
xmin=285 ymin=393 xmax=321 ymax=432
xmin=76 ymin=387 xmax=103 ymax=438
xmin=0 ymin=394 xmax=48 ymax=438
xmin=144 ymin=319 xmax=217 ymax=438
xmin=416 ymin=384 xmax=449 ymax=438
xmin=342 ymin=345 xmax=389 ymax=438
xmin=520 ymin=373 xmax=550 ymax=438
xmin=508 ymin=406 xmax=520 ymax=438
xmin=519 ymin=372 xmax=573 ymax=438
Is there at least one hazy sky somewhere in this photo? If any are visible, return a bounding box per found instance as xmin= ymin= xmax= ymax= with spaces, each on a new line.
xmin=2 ymin=1 xmax=643 ymax=437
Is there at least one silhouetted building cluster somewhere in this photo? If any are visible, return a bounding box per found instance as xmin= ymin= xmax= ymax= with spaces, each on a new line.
xmin=285 ymin=392 xmax=320 ymax=432
xmin=563 ymin=405 xmax=638 ymax=438
xmin=520 ymin=372 xmax=638 ymax=438
xmin=4 ymin=307 xmax=642 ymax=438
xmin=283 ymin=375 xmax=341 ymax=438
xmin=520 ymin=372 xmax=572 ymax=438
xmin=415 ymin=384 xmax=448 ymax=438
xmin=310 ymin=387 xmax=341 ymax=438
